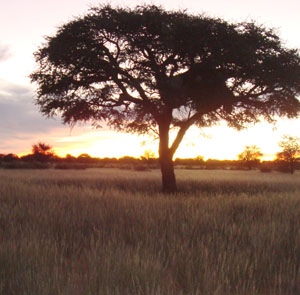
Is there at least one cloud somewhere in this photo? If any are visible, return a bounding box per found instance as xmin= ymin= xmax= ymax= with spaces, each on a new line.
xmin=0 ymin=80 xmax=31 ymax=100
xmin=0 ymin=44 xmax=11 ymax=62
xmin=0 ymin=79 xmax=122 ymax=155
xmin=0 ymin=80 xmax=66 ymax=153
xmin=0 ymin=81 xmax=61 ymax=131
xmin=0 ymin=79 xmax=113 ymax=154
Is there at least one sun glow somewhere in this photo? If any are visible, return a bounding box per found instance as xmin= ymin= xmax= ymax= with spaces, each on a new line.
xmin=54 ymin=129 xmax=154 ymax=158
xmin=47 ymin=119 xmax=300 ymax=161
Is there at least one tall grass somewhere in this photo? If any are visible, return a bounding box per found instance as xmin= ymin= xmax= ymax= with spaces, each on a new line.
xmin=0 ymin=168 xmax=299 ymax=295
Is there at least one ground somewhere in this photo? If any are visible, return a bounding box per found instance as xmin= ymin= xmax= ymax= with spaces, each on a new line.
xmin=0 ymin=168 xmax=299 ymax=295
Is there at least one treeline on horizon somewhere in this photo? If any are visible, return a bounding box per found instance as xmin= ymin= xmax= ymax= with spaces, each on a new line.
xmin=0 ymin=147 xmax=299 ymax=174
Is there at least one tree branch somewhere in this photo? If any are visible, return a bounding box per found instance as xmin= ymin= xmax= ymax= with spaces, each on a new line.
xmin=170 ymin=123 xmax=191 ymax=157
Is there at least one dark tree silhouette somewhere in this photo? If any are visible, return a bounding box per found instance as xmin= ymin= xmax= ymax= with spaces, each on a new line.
xmin=238 ymin=145 xmax=263 ymax=170
xmin=65 ymin=154 xmax=77 ymax=162
xmin=2 ymin=153 xmax=19 ymax=162
xmin=276 ymin=135 xmax=300 ymax=174
xmin=77 ymin=153 xmax=93 ymax=163
xmin=31 ymin=142 xmax=55 ymax=162
xmin=31 ymin=5 xmax=300 ymax=192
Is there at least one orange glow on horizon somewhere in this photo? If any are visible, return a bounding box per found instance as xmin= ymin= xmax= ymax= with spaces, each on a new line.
xmin=14 ymin=122 xmax=290 ymax=162
xmin=11 ymin=118 xmax=299 ymax=162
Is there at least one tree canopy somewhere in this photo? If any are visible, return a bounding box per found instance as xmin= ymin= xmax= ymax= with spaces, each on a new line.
xmin=31 ymin=5 xmax=300 ymax=192
xmin=31 ymin=142 xmax=55 ymax=162
xmin=238 ymin=145 xmax=263 ymax=170
xmin=276 ymin=135 xmax=300 ymax=174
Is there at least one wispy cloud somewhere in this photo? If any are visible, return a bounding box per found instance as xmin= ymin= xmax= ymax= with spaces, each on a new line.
xmin=0 ymin=80 xmax=66 ymax=153
xmin=0 ymin=81 xmax=61 ymax=132
xmin=0 ymin=79 xmax=118 ymax=155
xmin=0 ymin=43 xmax=11 ymax=62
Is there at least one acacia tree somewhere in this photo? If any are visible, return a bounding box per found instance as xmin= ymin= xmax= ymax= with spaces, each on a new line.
xmin=31 ymin=142 xmax=55 ymax=162
xmin=276 ymin=135 xmax=300 ymax=174
xmin=238 ymin=145 xmax=263 ymax=170
xmin=31 ymin=5 xmax=300 ymax=192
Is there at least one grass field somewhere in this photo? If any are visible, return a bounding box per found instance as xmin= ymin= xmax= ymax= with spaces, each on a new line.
xmin=0 ymin=168 xmax=299 ymax=295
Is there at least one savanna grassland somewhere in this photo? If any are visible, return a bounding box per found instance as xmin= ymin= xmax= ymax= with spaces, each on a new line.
xmin=0 ymin=168 xmax=299 ymax=295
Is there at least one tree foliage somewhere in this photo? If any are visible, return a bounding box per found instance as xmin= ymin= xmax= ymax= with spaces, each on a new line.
xmin=142 ymin=149 xmax=156 ymax=160
xmin=238 ymin=145 xmax=263 ymax=170
xmin=31 ymin=5 xmax=300 ymax=191
xmin=276 ymin=135 xmax=300 ymax=174
xmin=31 ymin=142 xmax=55 ymax=162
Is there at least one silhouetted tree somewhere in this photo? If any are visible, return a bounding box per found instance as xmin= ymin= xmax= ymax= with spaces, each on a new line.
xmin=238 ymin=145 xmax=263 ymax=170
xmin=141 ymin=150 xmax=158 ymax=167
xmin=2 ymin=153 xmax=19 ymax=162
xmin=276 ymin=135 xmax=300 ymax=174
xmin=31 ymin=142 xmax=55 ymax=162
xmin=77 ymin=153 xmax=93 ymax=163
xmin=174 ymin=156 xmax=204 ymax=167
xmin=31 ymin=5 xmax=300 ymax=192
xmin=118 ymin=156 xmax=139 ymax=166
xmin=142 ymin=149 xmax=155 ymax=161
xmin=65 ymin=154 xmax=77 ymax=162
xmin=205 ymin=159 xmax=224 ymax=170
xmin=143 ymin=150 xmax=156 ymax=161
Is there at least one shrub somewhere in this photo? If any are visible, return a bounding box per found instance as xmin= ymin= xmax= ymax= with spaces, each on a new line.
xmin=277 ymin=165 xmax=291 ymax=173
xmin=119 ymin=164 xmax=133 ymax=170
xmin=54 ymin=163 xmax=88 ymax=170
xmin=1 ymin=161 xmax=50 ymax=169
xmin=133 ymin=165 xmax=150 ymax=171
xmin=260 ymin=166 xmax=272 ymax=173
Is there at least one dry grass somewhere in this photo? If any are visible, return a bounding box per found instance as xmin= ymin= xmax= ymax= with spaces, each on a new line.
xmin=0 ymin=168 xmax=299 ymax=295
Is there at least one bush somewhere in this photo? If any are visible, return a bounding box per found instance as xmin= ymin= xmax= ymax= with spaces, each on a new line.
xmin=184 ymin=165 xmax=204 ymax=170
xmin=54 ymin=163 xmax=89 ymax=170
xmin=277 ymin=165 xmax=291 ymax=173
xmin=133 ymin=165 xmax=150 ymax=171
xmin=260 ymin=166 xmax=272 ymax=173
xmin=1 ymin=161 xmax=50 ymax=169
xmin=118 ymin=164 xmax=133 ymax=170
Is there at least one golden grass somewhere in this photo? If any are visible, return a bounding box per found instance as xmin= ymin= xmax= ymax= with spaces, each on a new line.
xmin=0 ymin=168 xmax=299 ymax=295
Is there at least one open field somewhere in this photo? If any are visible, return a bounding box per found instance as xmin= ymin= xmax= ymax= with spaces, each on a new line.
xmin=0 ymin=168 xmax=299 ymax=295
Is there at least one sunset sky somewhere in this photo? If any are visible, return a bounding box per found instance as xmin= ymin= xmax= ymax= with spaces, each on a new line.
xmin=0 ymin=0 xmax=300 ymax=160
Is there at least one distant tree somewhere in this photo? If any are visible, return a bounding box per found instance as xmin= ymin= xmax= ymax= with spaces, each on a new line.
xmin=65 ymin=154 xmax=77 ymax=162
xmin=118 ymin=156 xmax=139 ymax=165
xmin=276 ymin=135 xmax=300 ymax=174
xmin=143 ymin=150 xmax=156 ymax=160
xmin=2 ymin=153 xmax=19 ymax=162
xmin=238 ymin=145 xmax=263 ymax=170
xmin=141 ymin=149 xmax=157 ymax=166
xmin=174 ymin=156 xmax=204 ymax=167
xmin=195 ymin=156 xmax=205 ymax=165
xmin=31 ymin=142 xmax=55 ymax=162
xmin=205 ymin=159 xmax=222 ymax=170
xmin=31 ymin=5 xmax=300 ymax=192
xmin=77 ymin=153 xmax=93 ymax=163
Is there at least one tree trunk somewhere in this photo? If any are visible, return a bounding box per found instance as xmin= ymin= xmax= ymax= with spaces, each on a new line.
xmin=158 ymin=121 xmax=177 ymax=193
xmin=159 ymin=150 xmax=177 ymax=193
xmin=157 ymin=113 xmax=191 ymax=193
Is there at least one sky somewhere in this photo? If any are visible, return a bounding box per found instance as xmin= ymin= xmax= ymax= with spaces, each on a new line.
xmin=0 ymin=0 xmax=300 ymax=160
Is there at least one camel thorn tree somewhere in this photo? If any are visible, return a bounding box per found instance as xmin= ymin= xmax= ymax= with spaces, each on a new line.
xmin=238 ymin=145 xmax=263 ymax=170
xmin=276 ymin=135 xmax=300 ymax=174
xmin=31 ymin=5 xmax=300 ymax=192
